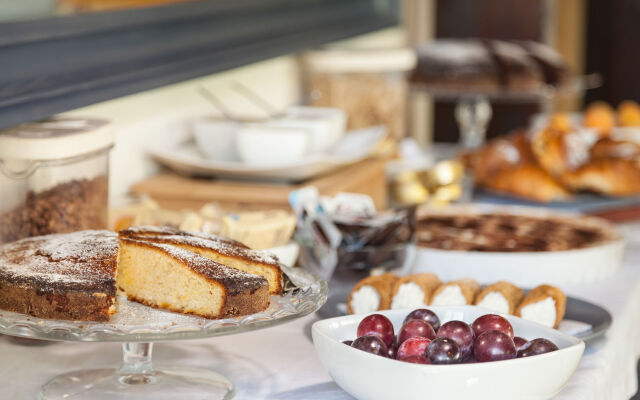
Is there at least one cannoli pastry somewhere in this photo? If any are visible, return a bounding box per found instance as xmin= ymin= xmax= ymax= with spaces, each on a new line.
xmin=474 ymin=281 xmax=525 ymax=314
xmin=347 ymin=273 xmax=398 ymax=315
xmin=516 ymin=284 xmax=566 ymax=328
xmin=390 ymin=273 xmax=442 ymax=310
xmin=430 ymin=278 xmax=480 ymax=306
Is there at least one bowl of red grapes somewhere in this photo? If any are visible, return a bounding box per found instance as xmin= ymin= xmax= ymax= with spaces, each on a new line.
xmin=312 ymin=306 xmax=585 ymax=400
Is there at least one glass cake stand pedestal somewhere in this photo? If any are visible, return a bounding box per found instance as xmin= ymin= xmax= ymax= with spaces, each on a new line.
xmin=0 ymin=266 xmax=327 ymax=400
xmin=411 ymin=74 xmax=601 ymax=148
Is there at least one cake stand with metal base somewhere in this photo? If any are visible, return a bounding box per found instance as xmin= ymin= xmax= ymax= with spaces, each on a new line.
xmin=0 ymin=266 xmax=327 ymax=400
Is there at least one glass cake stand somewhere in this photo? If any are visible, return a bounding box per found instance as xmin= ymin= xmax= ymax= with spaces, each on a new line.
xmin=411 ymin=74 xmax=602 ymax=148
xmin=0 ymin=265 xmax=327 ymax=400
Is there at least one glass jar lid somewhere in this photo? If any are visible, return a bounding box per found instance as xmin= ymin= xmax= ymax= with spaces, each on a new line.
xmin=303 ymin=48 xmax=417 ymax=73
xmin=0 ymin=118 xmax=114 ymax=161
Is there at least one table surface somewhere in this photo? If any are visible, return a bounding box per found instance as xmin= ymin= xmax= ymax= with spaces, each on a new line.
xmin=2 ymin=224 xmax=640 ymax=400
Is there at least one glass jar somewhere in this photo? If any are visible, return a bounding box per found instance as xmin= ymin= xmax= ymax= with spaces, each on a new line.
xmin=302 ymin=48 xmax=416 ymax=139
xmin=0 ymin=118 xmax=114 ymax=244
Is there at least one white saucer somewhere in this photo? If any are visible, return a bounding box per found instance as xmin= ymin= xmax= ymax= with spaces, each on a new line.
xmin=147 ymin=126 xmax=386 ymax=182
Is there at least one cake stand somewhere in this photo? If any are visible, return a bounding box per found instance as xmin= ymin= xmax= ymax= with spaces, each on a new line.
xmin=411 ymin=74 xmax=601 ymax=148
xmin=0 ymin=265 xmax=327 ymax=400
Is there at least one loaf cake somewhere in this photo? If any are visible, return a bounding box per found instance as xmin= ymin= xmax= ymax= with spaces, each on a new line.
xmin=120 ymin=227 xmax=283 ymax=295
xmin=118 ymin=238 xmax=269 ymax=318
xmin=0 ymin=230 xmax=118 ymax=321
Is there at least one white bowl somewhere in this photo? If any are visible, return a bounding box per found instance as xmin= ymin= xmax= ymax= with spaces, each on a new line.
xmin=270 ymin=106 xmax=346 ymax=153
xmin=236 ymin=124 xmax=311 ymax=165
xmin=192 ymin=118 xmax=240 ymax=161
xmin=312 ymin=307 xmax=584 ymax=400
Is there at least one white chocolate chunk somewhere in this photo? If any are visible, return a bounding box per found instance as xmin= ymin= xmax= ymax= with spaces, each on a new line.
xmin=430 ymin=285 xmax=467 ymax=306
xmin=350 ymin=285 xmax=381 ymax=314
xmin=476 ymin=292 xmax=510 ymax=314
xmin=519 ymin=297 xmax=557 ymax=328
xmin=391 ymin=282 xmax=426 ymax=310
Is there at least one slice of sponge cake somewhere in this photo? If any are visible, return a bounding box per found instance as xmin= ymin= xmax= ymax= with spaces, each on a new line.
xmin=117 ymin=238 xmax=270 ymax=318
xmin=120 ymin=228 xmax=283 ymax=295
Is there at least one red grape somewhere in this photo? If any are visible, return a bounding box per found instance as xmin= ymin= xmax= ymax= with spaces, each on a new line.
xmin=351 ymin=335 xmax=388 ymax=357
xmin=403 ymin=308 xmax=441 ymax=331
xmin=513 ymin=336 xmax=527 ymax=352
xmin=471 ymin=314 xmax=514 ymax=339
xmin=396 ymin=336 xmax=432 ymax=359
xmin=398 ymin=319 xmax=436 ymax=345
xmin=426 ymin=337 xmax=462 ymax=364
xmin=473 ymin=330 xmax=516 ymax=362
xmin=357 ymin=314 xmax=395 ymax=347
xmin=398 ymin=355 xmax=431 ymax=364
xmin=517 ymin=338 xmax=558 ymax=358
xmin=387 ymin=344 xmax=397 ymax=359
xmin=436 ymin=320 xmax=475 ymax=358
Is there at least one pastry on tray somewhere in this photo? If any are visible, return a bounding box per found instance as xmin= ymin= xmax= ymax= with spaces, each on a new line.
xmin=465 ymin=101 xmax=640 ymax=201
xmin=474 ymin=281 xmax=525 ymax=314
xmin=430 ymin=278 xmax=481 ymax=306
xmin=347 ymin=273 xmax=398 ymax=315
xmin=0 ymin=227 xmax=280 ymax=321
xmin=346 ymin=273 xmax=570 ymax=330
xmin=516 ymin=284 xmax=567 ymax=328
xmin=390 ymin=273 xmax=442 ymax=310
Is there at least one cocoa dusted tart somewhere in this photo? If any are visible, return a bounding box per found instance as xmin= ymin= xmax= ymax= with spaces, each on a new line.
xmin=0 ymin=230 xmax=118 ymax=322
xmin=416 ymin=213 xmax=617 ymax=252
xmin=120 ymin=226 xmax=283 ymax=295
xmin=0 ymin=228 xmax=274 ymax=321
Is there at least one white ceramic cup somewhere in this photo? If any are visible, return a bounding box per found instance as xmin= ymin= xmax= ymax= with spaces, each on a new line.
xmin=192 ymin=119 xmax=240 ymax=162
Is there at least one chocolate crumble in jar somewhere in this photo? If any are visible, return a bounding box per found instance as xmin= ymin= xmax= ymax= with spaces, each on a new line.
xmin=0 ymin=119 xmax=114 ymax=244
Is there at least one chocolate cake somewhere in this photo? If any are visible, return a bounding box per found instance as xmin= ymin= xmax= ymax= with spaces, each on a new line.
xmin=411 ymin=40 xmax=499 ymax=90
xmin=410 ymin=39 xmax=564 ymax=91
xmin=0 ymin=230 xmax=118 ymax=322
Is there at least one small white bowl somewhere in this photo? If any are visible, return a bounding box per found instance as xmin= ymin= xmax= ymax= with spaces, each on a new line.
xmin=236 ymin=124 xmax=310 ymax=165
xmin=192 ymin=118 xmax=240 ymax=162
xmin=271 ymin=106 xmax=347 ymax=153
xmin=312 ymin=307 xmax=584 ymax=400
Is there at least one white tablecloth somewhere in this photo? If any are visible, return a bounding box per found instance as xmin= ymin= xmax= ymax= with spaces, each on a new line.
xmin=2 ymin=224 xmax=640 ymax=400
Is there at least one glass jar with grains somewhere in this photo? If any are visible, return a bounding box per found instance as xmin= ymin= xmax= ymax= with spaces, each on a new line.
xmin=0 ymin=119 xmax=114 ymax=244
xmin=302 ymin=48 xmax=416 ymax=139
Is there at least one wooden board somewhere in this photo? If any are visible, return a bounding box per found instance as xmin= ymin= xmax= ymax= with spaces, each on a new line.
xmin=131 ymin=159 xmax=388 ymax=211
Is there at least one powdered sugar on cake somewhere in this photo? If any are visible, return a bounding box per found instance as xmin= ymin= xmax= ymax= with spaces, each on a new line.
xmin=0 ymin=230 xmax=118 ymax=286
xmin=121 ymin=239 xmax=268 ymax=290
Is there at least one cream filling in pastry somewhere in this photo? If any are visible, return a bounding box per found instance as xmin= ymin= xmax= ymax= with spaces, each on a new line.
xmin=431 ymin=285 xmax=467 ymax=306
xmin=391 ymin=282 xmax=426 ymax=310
xmin=350 ymin=285 xmax=381 ymax=314
xmin=519 ymin=298 xmax=556 ymax=328
xmin=476 ymin=292 xmax=510 ymax=314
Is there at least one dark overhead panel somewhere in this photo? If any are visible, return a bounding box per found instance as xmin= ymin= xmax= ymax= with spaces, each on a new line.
xmin=0 ymin=0 xmax=398 ymax=130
